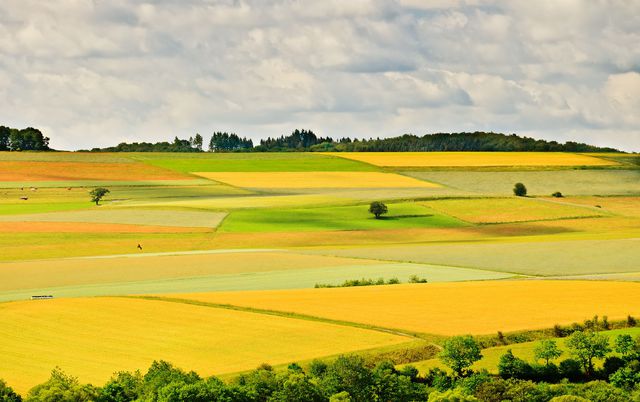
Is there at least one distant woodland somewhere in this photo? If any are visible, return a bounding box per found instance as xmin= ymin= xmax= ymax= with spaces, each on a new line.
xmin=87 ymin=130 xmax=621 ymax=153
xmin=1 ymin=125 xmax=622 ymax=153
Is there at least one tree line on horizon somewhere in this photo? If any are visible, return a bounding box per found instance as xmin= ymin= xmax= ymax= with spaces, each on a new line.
xmin=84 ymin=130 xmax=624 ymax=153
xmin=1 ymin=124 xmax=622 ymax=153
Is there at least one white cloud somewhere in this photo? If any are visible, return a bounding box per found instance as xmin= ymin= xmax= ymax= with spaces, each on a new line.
xmin=0 ymin=0 xmax=638 ymax=151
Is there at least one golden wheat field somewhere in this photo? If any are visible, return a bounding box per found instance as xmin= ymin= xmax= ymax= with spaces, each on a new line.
xmin=174 ymin=280 xmax=640 ymax=336
xmin=324 ymin=152 xmax=616 ymax=167
xmin=0 ymin=297 xmax=408 ymax=393
xmin=192 ymin=171 xmax=439 ymax=188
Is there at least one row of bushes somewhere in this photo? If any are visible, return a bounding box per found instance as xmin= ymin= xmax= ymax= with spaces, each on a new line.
xmin=2 ymin=355 xmax=640 ymax=402
xmin=314 ymin=275 xmax=428 ymax=288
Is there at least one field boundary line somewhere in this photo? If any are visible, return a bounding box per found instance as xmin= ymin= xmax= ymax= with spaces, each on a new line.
xmin=123 ymin=295 xmax=432 ymax=341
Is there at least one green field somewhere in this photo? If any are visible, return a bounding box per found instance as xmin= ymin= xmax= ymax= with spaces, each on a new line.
xmin=133 ymin=152 xmax=378 ymax=172
xmin=220 ymin=202 xmax=467 ymax=232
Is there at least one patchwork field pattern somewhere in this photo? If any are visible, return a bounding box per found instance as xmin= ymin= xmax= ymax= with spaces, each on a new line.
xmin=193 ymin=172 xmax=439 ymax=189
xmin=326 ymin=152 xmax=616 ymax=167
xmin=0 ymin=297 xmax=408 ymax=393
xmin=175 ymin=280 xmax=640 ymax=336
xmin=422 ymin=197 xmax=604 ymax=224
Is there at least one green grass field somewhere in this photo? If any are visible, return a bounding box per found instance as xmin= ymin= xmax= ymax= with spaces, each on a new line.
xmin=133 ymin=152 xmax=378 ymax=172
xmin=220 ymin=202 xmax=467 ymax=232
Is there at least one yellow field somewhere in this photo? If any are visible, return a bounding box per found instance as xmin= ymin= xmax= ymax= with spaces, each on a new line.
xmin=0 ymin=297 xmax=408 ymax=393
xmin=324 ymin=152 xmax=615 ymax=167
xmin=0 ymin=251 xmax=378 ymax=292
xmin=174 ymin=280 xmax=640 ymax=336
xmin=422 ymin=197 xmax=603 ymax=224
xmin=193 ymin=171 xmax=439 ymax=189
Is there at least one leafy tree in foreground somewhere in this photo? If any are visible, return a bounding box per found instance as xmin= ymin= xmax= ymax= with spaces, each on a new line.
xmin=27 ymin=368 xmax=98 ymax=402
xmin=513 ymin=182 xmax=527 ymax=197
xmin=439 ymin=335 xmax=482 ymax=377
xmin=89 ymin=187 xmax=110 ymax=205
xmin=534 ymin=339 xmax=563 ymax=366
xmin=368 ymin=201 xmax=388 ymax=219
xmin=0 ymin=379 xmax=21 ymax=402
xmin=566 ymin=331 xmax=611 ymax=377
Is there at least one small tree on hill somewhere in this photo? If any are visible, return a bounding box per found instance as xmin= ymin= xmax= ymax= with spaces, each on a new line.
xmin=566 ymin=330 xmax=611 ymax=377
xmin=368 ymin=201 xmax=388 ymax=219
xmin=513 ymin=183 xmax=527 ymax=197
xmin=534 ymin=339 xmax=563 ymax=366
xmin=439 ymin=335 xmax=482 ymax=377
xmin=89 ymin=187 xmax=110 ymax=205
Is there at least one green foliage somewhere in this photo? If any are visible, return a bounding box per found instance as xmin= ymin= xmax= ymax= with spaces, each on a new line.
xmin=208 ymin=132 xmax=253 ymax=152
xmin=315 ymin=277 xmax=402 ymax=288
xmin=88 ymin=136 xmax=202 ymax=152
xmin=552 ymin=191 xmax=563 ymax=198
xmin=0 ymin=379 xmax=21 ymax=402
xmin=428 ymin=389 xmax=479 ymax=401
xmin=408 ymin=275 xmax=428 ymax=283
xmin=566 ymin=331 xmax=612 ymax=376
xmin=439 ymin=336 xmax=483 ymax=377
xmin=614 ymin=334 xmax=638 ymax=358
xmin=534 ymin=339 xmax=563 ymax=365
xmin=368 ymin=201 xmax=388 ymax=219
xmin=498 ymin=350 xmax=533 ymax=380
xmin=0 ymin=126 xmax=49 ymax=151
xmin=513 ymin=182 xmax=527 ymax=196
xmin=26 ymin=367 xmax=98 ymax=402
xmin=89 ymin=187 xmax=110 ymax=205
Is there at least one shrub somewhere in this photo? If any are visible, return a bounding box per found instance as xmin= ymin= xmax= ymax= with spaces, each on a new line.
xmin=513 ymin=183 xmax=527 ymax=196
xmin=498 ymin=350 xmax=533 ymax=380
xmin=552 ymin=192 xmax=563 ymax=198
xmin=559 ymin=359 xmax=584 ymax=382
xmin=0 ymin=379 xmax=21 ymax=402
xmin=428 ymin=389 xmax=479 ymax=401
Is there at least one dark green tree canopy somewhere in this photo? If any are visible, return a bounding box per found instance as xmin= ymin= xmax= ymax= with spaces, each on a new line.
xmin=89 ymin=187 xmax=110 ymax=205
xmin=368 ymin=201 xmax=388 ymax=219
xmin=513 ymin=182 xmax=527 ymax=196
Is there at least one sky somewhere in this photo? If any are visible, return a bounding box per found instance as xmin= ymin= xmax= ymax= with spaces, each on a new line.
xmin=1 ymin=0 xmax=639 ymax=151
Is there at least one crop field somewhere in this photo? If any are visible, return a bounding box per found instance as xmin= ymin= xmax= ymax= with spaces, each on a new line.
xmin=0 ymin=208 xmax=227 ymax=228
xmin=0 ymin=160 xmax=190 ymax=182
xmin=0 ymin=297 xmax=408 ymax=393
xmin=421 ymin=197 xmax=604 ymax=224
xmin=310 ymin=238 xmax=640 ymax=276
xmin=132 ymin=152 xmax=378 ymax=172
xmin=220 ymin=202 xmax=466 ymax=232
xmin=326 ymin=152 xmax=616 ymax=167
xmin=0 ymin=260 xmax=513 ymax=302
xmin=174 ymin=280 xmax=640 ymax=336
xmin=406 ymin=170 xmax=640 ymax=195
xmin=404 ymin=327 xmax=640 ymax=374
xmin=194 ymin=171 xmax=439 ymax=189
xmin=1 ymin=150 xmax=639 ymax=394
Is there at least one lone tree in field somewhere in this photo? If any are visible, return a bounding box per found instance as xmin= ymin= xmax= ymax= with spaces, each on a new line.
xmin=368 ymin=201 xmax=388 ymax=219
xmin=513 ymin=182 xmax=527 ymax=197
xmin=89 ymin=187 xmax=110 ymax=205
xmin=439 ymin=335 xmax=482 ymax=377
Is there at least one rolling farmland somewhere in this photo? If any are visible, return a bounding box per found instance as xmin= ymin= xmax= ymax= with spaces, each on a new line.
xmin=0 ymin=150 xmax=639 ymax=394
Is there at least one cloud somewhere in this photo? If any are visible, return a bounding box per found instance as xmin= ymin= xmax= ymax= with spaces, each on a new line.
xmin=0 ymin=0 xmax=638 ymax=151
